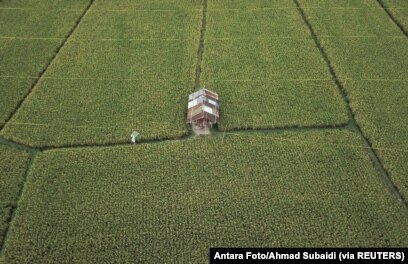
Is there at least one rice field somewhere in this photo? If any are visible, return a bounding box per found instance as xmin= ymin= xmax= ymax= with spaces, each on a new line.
xmin=0 ymin=1 xmax=90 ymax=127
xmin=297 ymin=0 xmax=408 ymax=204
xmin=3 ymin=132 xmax=408 ymax=264
xmin=202 ymin=2 xmax=348 ymax=130
xmin=0 ymin=0 xmax=407 ymax=263
xmin=1 ymin=1 xmax=202 ymax=147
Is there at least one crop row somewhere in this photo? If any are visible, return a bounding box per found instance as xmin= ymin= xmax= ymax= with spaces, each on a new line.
xmin=0 ymin=9 xmax=85 ymax=38
xmin=74 ymin=9 xmax=202 ymax=40
xmin=3 ymin=131 xmax=408 ymax=263
xmin=91 ymin=0 xmax=203 ymax=11
xmin=208 ymin=0 xmax=294 ymax=9
xmin=0 ymin=0 xmax=89 ymax=10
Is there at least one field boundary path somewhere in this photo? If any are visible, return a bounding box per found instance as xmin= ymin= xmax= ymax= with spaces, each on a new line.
xmin=192 ymin=0 xmax=211 ymax=135
xmin=377 ymin=0 xmax=408 ymax=37
xmin=0 ymin=143 xmax=38 ymax=255
xmin=294 ymin=0 xmax=408 ymax=213
xmin=194 ymin=0 xmax=208 ymax=91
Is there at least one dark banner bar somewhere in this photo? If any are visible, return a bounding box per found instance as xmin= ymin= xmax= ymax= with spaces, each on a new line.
xmin=210 ymin=248 xmax=408 ymax=263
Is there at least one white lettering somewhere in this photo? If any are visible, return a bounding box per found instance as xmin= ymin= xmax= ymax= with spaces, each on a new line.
xmin=214 ymin=252 xmax=243 ymax=260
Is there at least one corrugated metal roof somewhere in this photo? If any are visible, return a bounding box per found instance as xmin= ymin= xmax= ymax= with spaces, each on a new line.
xmin=188 ymin=98 xmax=198 ymax=109
xmin=187 ymin=88 xmax=220 ymax=124
xmin=188 ymin=88 xmax=219 ymax=101
xmin=187 ymin=95 xmax=219 ymax=109
xmin=188 ymin=89 xmax=204 ymax=101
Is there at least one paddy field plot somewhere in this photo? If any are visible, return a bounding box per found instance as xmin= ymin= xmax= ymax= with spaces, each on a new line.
xmin=202 ymin=1 xmax=348 ymax=130
xmin=2 ymin=132 xmax=408 ymax=264
xmin=0 ymin=144 xmax=31 ymax=245
xmin=301 ymin=1 xmax=403 ymax=36
xmin=0 ymin=38 xmax=58 ymax=127
xmin=205 ymin=8 xmax=308 ymax=38
xmin=0 ymin=2 xmax=89 ymax=127
xmin=320 ymin=37 xmax=407 ymax=80
xmin=299 ymin=1 xmax=408 ymax=198
xmin=204 ymin=79 xmax=346 ymax=130
xmin=1 ymin=4 xmax=202 ymax=147
xmin=2 ymin=78 xmax=194 ymax=147
xmin=345 ymin=81 xmax=408 ymax=200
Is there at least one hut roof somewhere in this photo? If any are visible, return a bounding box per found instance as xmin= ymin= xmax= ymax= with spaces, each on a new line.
xmin=187 ymin=88 xmax=220 ymax=125
xmin=188 ymin=88 xmax=219 ymax=101
xmin=188 ymin=94 xmax=219 ymax=109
